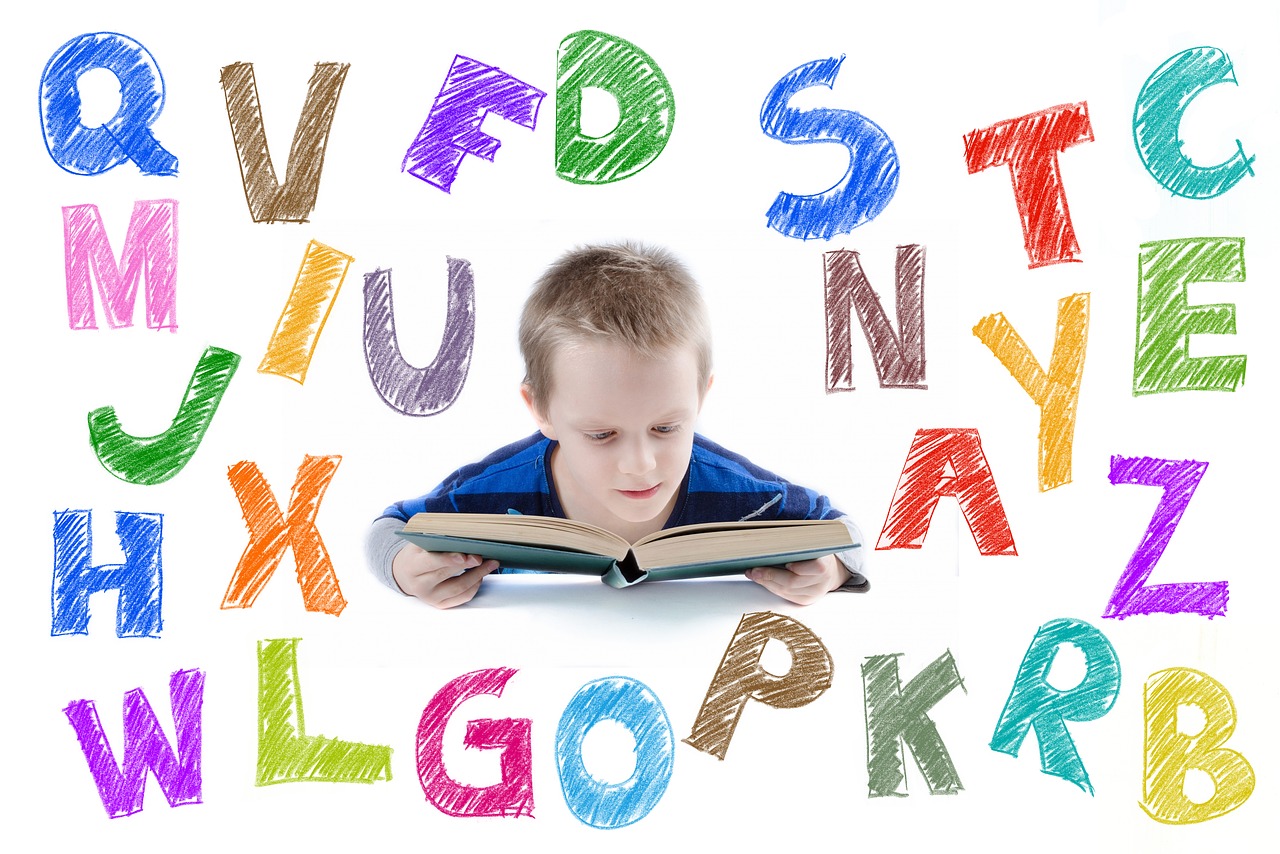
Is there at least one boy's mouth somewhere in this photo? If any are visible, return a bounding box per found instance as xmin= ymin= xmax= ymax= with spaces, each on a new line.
xmin=618 ymin=484 xmax=661 ymax=500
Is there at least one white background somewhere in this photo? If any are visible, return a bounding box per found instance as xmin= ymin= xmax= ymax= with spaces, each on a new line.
xmin=2 ymin=1 xmax=1275 ymax=849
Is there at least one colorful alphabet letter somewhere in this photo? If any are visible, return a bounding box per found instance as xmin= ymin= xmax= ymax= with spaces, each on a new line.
xmin=1105 ymin=456 xmax=1227 ymax=619
xmin=64 ymin=669 xmax=204 ymax=818
xmin=556 ymin=677 xmax=674 ymax=828
xmin=761 ymin=56 xmax=898 ymax=240
xmin=87 ymin=345 xmax=241 ymax=485
xmin=824 ymin=245 xmax=927 ymax=392
xmin=223 ymin=455 xmax=346 ymax=616
xmin=877 ymin=428 xmax=1016 ymax=555
xmin=989 ymin=618 xmax=1120 ymax=794
xmin=973 ymin=292 xmax=1089 ymax=491
xmin=220 ymin=62 xmax=350 ymax=222
xmin=63 ymin=200 xmax=178 ymax=331
xmin=362 ymin=258 xmax=475 ymax=416
xmin=256 ymin=639 xmax=393 ymax=785
xmin=556 ymin=31 xmax=673 ymax=184
xmin=863 ymin=650 xmax=965 ymax=797
xmin=258 ymin=241 xmax=354 ymax=385
xmin=51 ymin=510 xmax=163 ymax=638
xmin=1142 ymin=667 xmax=1254 ymax=823
xmin=403 ymin=55 xmax=545 ymax=192
xmin=683 ymin=612 xmax=833 ymax=761
xmin=40 ymin=32 xmax=178 ymax=176
xmin=1133 ymin=47 xmax=1255 ymax=199
xmin=964 ymin=103 xmax=1093 ymax=268
xmin=1133 ymin=237 xmax=1246 ymax=395
xmin=416 ymin=668 xmax=535 ymax=817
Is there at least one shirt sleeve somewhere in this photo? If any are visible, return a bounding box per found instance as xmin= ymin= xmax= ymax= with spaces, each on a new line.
xmin=366 ymin=515 xmax=410 ymax=594
xmin=771 ymin=475 xmax=868 ymax=591
xmin=832 ymin=515 xmax=869 ymax=592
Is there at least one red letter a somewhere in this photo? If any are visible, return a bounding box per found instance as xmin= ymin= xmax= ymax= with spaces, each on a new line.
xmin=877 ymin=428 xmax=1016 ymax=555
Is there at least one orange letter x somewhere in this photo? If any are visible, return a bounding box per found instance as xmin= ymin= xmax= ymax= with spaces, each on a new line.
xmin=222 ymin=455 xmax=346 ymax=615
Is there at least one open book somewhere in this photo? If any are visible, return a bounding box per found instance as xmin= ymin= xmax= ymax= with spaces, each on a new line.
xmin=396 ymin=512 xmax=855 ymax=588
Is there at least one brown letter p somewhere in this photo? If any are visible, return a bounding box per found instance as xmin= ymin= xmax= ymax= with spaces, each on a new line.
xmin=683 ymin=611 xmax=833 ymax=760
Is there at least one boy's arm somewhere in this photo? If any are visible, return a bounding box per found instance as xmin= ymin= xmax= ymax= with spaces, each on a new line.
xmin=365 ymin=516 xmax=498 ymax=608
xmin=366 ymin=516 xmax=410 ymax=593
xmin=832 ymin=515 xmax=869 ymax=591
xmin=746 ymin=554 xmax=854 ymax=605
xmin=745 ymin=515 xmax=868 ymax=603
xmin=762 ymin=460 xmax=870 ymax=593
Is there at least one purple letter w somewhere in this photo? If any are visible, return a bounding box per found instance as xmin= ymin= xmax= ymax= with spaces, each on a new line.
xmin=63 ymin=668 xmax=204 ymax=818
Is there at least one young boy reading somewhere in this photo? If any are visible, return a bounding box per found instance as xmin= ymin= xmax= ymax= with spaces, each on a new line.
xmin=366 ymin=242 xmax=867 ymax=608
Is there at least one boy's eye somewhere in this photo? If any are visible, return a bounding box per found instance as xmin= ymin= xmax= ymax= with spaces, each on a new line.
xmin=585 ymin=431 xmax=614 ymax=442
xmin=653 ymin=425 xmax=679 ymax=435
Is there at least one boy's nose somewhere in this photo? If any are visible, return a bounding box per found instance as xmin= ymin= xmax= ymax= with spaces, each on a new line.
xmin=618 ymin=438 xmax=657 ymax=475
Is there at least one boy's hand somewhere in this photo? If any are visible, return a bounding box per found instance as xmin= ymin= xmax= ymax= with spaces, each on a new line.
xmin=746 ymin=554 xmax=847 ymax=605
xmin=392 ymin=545 xmax=499 ymax=609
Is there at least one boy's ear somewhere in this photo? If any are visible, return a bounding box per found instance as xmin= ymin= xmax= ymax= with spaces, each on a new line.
xmin=520 ymin=384 xmax=557 ymax=440
xmin=699 ymin=373 xmax=715 ymax=408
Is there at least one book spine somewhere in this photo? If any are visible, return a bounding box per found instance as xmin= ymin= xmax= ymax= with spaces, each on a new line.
xmin=601 ymin=552 xmax=648 ymax=588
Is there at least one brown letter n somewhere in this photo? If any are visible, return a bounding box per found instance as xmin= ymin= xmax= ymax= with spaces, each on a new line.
xmin=824 ymin=245 xmax=926 ymax=392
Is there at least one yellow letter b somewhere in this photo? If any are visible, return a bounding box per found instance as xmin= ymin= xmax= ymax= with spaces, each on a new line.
xmin=1142 ymin=667 xmax=1254 ymax=823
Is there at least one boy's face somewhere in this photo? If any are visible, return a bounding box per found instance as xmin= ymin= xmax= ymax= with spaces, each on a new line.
xmin=523 ymin=341 xmax=708 ymax=540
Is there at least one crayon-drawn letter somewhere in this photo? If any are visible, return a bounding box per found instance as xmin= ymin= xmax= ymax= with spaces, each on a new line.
xmin=52 ymin=510 xmax=163 ymax=638
xmin=557 ymin=677 xmax=674 ymax=829
xmin=761 ymin=56 xmax=898 ymax=240
xmin=64 ymin=668 xmax=203 ymax=818
xmin=824 ymin=245 xmax=926 ymax=392
xmin=40 ymin=32 xmax=178 ymax=175
xmin=683 ymin=612 xmax=832 ymax=760
xmin=220 ymin=62 xmax=349 ymax=222
xmin=556 ymin=31 xmax=673 ymax=185
xmin=259 ymin=241 xmax=353 ymax=385
xmin=88 ymin=345 xmax=240 ymax=485
xmin=963 ymin=103 xmax=1093 ymax=268
xmin=256 ymin=639 xmax=392 ymax=785
xmin=989 ymin=618 xmax=1120 ymax=794
xmin=1133 ymin=47 xmax=1255 ymax=199
xmin=973 ymin=293 xmax=1089 ymax=491
xmin=416 ymin=668 xmax=534 ymax=817
xmin=403 ymin=55 xmax=545 ymax=193
xmin=1142 ymin=668 xmax=1254 ymax=823
xmin=1134 ymin=237 xmax=1245 ymax=395
xmin=863 ymin=650 xmax=965 ymax=797
xmin=876 ymin=428 xmax=1016 ymax=555
xmin=223 ymin=456 xmax=346 ymax=616
xmin=363 ymin=259 xmax=474 ymax=416
xmin=63 ymin=200 xmax=177 ymax=331
xmin=1105 ymin=456 xmax=1227 ymax=619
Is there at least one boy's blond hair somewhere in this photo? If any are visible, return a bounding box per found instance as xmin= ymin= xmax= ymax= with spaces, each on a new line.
xmin=519 ymin=242 xmax=713 ymax=409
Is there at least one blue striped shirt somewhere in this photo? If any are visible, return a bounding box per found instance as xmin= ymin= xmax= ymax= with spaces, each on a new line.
xmin=383 ymin=432 xmax=841 ymax=525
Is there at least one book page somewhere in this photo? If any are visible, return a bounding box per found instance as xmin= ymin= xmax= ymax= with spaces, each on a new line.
xmin=635 ymin=520 xmax=853 ymax=568
xmin=636 ymin=518 xmax=840 ymax=545
xmin=403 ymin=512 xmax=629 ymax=557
